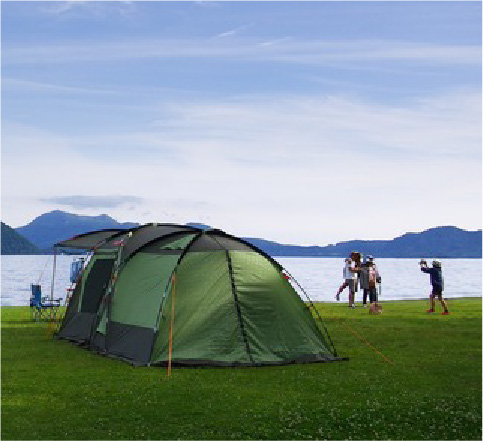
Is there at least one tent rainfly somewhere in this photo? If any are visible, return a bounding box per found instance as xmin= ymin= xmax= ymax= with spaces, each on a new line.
xmin=55 ymin=224 xmax=344 ymax=367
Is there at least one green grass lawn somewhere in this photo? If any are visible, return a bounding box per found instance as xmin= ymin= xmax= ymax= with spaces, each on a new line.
xmin=2 ymin=298 xmax=481 ymax=440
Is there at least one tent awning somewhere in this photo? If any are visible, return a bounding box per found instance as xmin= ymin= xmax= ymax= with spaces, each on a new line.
xmin=55 ymin=229 xmax=127 ymax=249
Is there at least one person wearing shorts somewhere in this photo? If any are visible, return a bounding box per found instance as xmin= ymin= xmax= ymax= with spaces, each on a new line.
xmin=366 ymin=261 xmax=381 ymax=314
xmin=420 ymin=259 xmax=449 ymax=315
xmin=336 ymin=257 xmax=359 ymax=307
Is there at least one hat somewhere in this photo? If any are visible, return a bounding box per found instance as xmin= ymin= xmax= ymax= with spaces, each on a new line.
xmin=367 ymin=255 xmax=374 ymax=261
xmin=432 ymin=260 xmax=441 ymax=268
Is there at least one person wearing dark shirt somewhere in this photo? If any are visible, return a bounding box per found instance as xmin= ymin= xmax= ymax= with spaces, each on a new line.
xmin=419 ymin=259 xmax=449 ymax=315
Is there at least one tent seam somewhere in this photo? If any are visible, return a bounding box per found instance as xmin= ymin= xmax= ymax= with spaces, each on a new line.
xmin=225 ymin=250 xmax=255 ymax=365
xmin=148 ymin=231 xmax=205 ymax=365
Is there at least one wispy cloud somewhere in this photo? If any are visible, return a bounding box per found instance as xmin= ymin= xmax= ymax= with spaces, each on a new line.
xmin=214 ymin=22 xmax=255 ymax=38
xmin=273 ymin=40 xmax=482 ymax=66
xmin=39 ymin=1 xmax=137 ymax=19
xmin=259 ymin=37 xmax=292 ymax=47
xmin=3 ymin=38 xmax=480 ymax=67
xmin=40 ymin=1 xmax=78 ymax=15
xmin=41 ymin=195 xmax=144 ymax=209
xmin=194 ymin=1 xmax=219 ymax=8
xmin=2 ymin=88 xmax=481 ymax=241
xmin=2 ymin=78 xmax=121 ymax=95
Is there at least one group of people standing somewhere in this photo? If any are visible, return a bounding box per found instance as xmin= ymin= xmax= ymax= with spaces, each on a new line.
xmin=336 ymin=252 xmax=382 ymax=314
xmin=335 ymin=252 xmax=450 ymax=315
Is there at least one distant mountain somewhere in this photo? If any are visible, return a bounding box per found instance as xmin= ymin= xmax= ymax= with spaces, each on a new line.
xmin=185 ymin=222 xmax=212 ymax=230
xmin=6 ymin=211 xmax=481 ymax=258
xmin=245 ymin=226 xmax=482 ymax=258
xmin=15 ymin=210 xmax=139 ymax=252
xmin=1 ymin=222 xmax=40 ymax=255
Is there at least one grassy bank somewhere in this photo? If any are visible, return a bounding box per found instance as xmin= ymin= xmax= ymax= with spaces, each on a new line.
xmin=2 ymin=298 xmax=481 ymax=440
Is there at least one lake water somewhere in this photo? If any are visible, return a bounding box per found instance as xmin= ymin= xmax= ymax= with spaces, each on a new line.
xmin=1 ymin=255 xmax=481 ymax=307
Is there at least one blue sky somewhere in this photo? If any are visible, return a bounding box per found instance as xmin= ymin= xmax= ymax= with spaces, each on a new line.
xmin=1 ymin=1 xmax=481 ymax=245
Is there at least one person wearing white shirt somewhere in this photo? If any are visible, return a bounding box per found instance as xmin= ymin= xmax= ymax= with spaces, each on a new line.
xmin=336 ymin=257 xmax=359 ymax=307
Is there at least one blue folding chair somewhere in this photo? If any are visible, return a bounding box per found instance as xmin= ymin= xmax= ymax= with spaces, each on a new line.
xmin=30 ymin=284 xmax=62 ymax=321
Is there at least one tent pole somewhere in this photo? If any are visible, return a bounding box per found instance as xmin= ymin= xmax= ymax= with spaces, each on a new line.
xmin=50 ymin=247 xmax=57 ymax=322
xmin=225 ymin=250 xmax=255 ymax=365
xmin=284 ymin=268 xmax=339 ymax=357
xmin=167 ymin=274 xmax=176 ymax=378
xmin=150 ymin=233 xmax=203 ymax=368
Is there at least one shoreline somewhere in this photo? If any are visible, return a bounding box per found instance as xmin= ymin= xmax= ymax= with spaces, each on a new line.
xmin=3 ymin=296 xmax=481 ymax=309
xmin=310 ymin=296 xmax=482 ymax=304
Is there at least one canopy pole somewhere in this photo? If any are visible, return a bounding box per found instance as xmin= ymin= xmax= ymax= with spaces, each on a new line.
xmin=49 ymin=247 xmax=58 ymax=322
xmin=36 ymin=254 xmax=52 ymax=285
xmin=167 ymin=274 xmax=176 ymax=378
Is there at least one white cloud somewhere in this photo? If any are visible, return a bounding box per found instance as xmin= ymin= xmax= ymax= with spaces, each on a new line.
xmin=41 ymin=195 xmax=144 ymax=209
xmin=259 ymin=37 xmax=292 ymax=47
xmin=214 ymin=22 xmax=255 ymax=39
xmin=3 ymin=38 xmax=480 ymax=67
xmin=2 ymin=78 xmax=121 ymax=95
xmin=39 ymin=1 xmax=78 ymax=15
xmin=2 ymin=2 xmax=480 ymax=244
xmin=2 ymin=89 xmax=480 ymax=243
xmin=151 ymin=90 xmax=481 ymax=163
xmin=39 ymin=1 xmax=137 ymax=19
xmin=270 ymin=40 xmax=481 ymax=65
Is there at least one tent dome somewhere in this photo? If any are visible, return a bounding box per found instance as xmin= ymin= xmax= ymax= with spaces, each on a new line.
xmin=56 ymin=224 xmax=341 ymax=367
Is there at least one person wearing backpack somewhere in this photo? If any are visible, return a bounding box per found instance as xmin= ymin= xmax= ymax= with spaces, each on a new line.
xmin=360 ymin=256 xmax=381 ymax=308
xmin=361 ymin=259 xmax=382 ymax=314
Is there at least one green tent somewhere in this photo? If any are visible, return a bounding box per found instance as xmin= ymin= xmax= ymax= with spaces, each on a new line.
xmin=56 ymin=224 xmax=342 ymax=367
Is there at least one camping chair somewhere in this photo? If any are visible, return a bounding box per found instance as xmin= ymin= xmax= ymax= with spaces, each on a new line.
xmin=30 ymin=284 xmax=62 ymax=321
